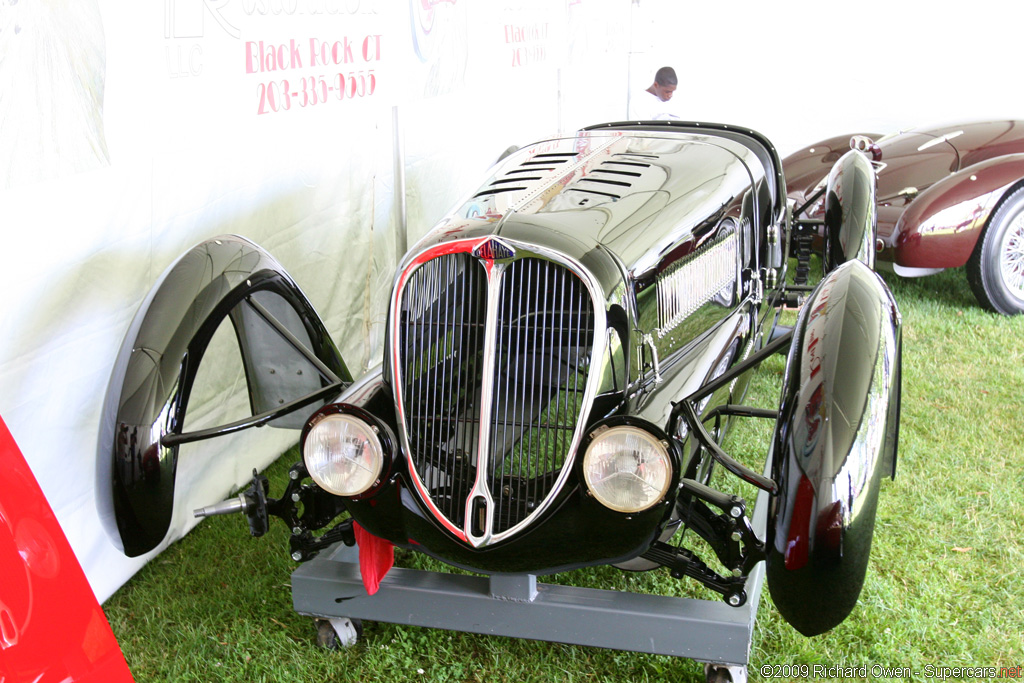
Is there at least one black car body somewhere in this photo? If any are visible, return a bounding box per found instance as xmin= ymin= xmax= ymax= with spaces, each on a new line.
xmin=99 ymin=121 xmax=903 ymax=638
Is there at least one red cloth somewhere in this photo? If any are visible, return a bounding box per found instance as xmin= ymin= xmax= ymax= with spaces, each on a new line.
xmin=0 ymin=415 xmax=135 ymax=682
xmin=353 ymin=522 xmax=394 ymax=595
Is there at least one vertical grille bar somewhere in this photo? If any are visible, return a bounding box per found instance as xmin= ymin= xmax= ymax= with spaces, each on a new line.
xmin=518 ymin=260 xmax=536 ymax=521
xmin=539 ymin=263 xmax=553 ymax=505
xmin=493 ymin=264 xmax=512 ymax=527
xmin=451 ymin=258 xmax=470 ymax=522
xmin=439 ymin=257 xmax=455 ymax=519
xmin=427 ymin=259 xmax=441 ymax=500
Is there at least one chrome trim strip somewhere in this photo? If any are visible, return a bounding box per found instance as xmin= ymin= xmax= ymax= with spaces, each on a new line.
xmin=465 ymin=260 xmax=504 ymax=547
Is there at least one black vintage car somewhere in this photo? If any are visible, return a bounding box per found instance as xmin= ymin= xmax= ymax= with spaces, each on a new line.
xmin=99 ymin=122 xmax=902 ymax=653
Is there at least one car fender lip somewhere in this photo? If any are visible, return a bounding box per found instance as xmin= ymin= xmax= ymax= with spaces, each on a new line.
xmin=98 ymin=235 xmax=348 ymax=557
xmin=767 ymin=260 xmax=902 ymax=636
xmin=823 ymin=150 xmax=877 ymax=272
xmin=892 ymin=154 xmax=1024 ymax=268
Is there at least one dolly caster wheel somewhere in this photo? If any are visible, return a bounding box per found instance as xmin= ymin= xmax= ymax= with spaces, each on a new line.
xmin=704 ymin=662 xmax=747 ymax=683
xmin=315 ymin=617 xmax=363 ymax=650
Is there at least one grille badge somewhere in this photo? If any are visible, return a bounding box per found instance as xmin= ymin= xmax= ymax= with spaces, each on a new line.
xmin=472 ymin=237 xmax=516 ymax=261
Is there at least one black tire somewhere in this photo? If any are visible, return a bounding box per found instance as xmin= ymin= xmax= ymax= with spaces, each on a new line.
xmin=706 ymin=668 xmax=732 ymax=683
xmin=315 ymin=619 xmax=339 ymax=650
xmin=966 ymin=186 xmax=1024 ymax=314
xmin=314 ymin=617 xmax=363 ymax=650
xmin=704 ymin=663 xmax=744 ymax=683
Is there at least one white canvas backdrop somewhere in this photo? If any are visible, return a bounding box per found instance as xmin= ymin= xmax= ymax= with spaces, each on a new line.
xmin=630 ymin=0 xmax=1023 ymax=157
xmin=0 ymin=0 xmax=628 ymax=602
xmin=1 ymin=0 xmax=1019 ymax=603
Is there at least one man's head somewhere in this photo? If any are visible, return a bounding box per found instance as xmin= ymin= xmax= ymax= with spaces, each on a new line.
xmin=651 ymin=66 xmax=677 ymax=102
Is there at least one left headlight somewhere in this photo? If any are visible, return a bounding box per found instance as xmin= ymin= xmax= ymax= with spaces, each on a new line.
xmin=582 ymin=426 xmax=672 ymax=513
xmin=303 ymin=413 xmax=383 ymax=496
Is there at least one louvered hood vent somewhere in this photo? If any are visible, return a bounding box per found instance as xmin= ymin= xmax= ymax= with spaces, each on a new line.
xmin=391 ymin=238 xmax=605 ymax=547
xmin=560 ymin=153 xmax=659 ymax=204
xmin=473 ymin=152 xmax=579 ymax=200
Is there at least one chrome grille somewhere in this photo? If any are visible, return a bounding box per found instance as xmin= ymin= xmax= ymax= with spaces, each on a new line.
xmin=486 ymin=258 xmax=592 ymax=533
xmin=399 ymin=254 xmax=486 ymax=527
xmin=397 ymin=250 xmax=596 ymax=542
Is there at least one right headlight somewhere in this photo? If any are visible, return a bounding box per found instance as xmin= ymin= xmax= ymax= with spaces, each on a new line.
xmin=303 ymin=412 xmax=384 ymax=497
xmin=582 ymin=426 xmax=672 ymax=513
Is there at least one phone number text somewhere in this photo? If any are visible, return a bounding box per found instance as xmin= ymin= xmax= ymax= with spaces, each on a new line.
xmin=256 ymin=71 xmax=376 ymax=114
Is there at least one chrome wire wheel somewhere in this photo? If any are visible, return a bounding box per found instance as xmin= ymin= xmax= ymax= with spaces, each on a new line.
xmin=967 ymin=186 xmax=1024 ymax=314
xmin=998 ymin=211 xmax=1024 ymax=299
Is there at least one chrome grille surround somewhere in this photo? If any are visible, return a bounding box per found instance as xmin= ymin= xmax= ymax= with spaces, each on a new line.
xmin=390 ymin=237 xmax=606 ymax=548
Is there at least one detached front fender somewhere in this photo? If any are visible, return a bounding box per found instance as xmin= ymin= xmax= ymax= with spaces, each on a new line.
xmin=781 ymin=132 xmax=880 ymax=199
xmin=823 ymin=150 xmax=877 ymax=272
xmin=97 ymin=236 xmax=350 ymax=557
xmin=893 ymin=154 xmax=1024 ymax=269
xmin=767 ymin=260 xmax=902 ymax=636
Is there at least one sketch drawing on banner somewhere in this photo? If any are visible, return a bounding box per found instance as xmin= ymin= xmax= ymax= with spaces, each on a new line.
xmin=567 ymin=0 xmax=587 ymax=65
xmin=567 ymin=0 xmax=622 ymax=67
xmin=165 ymin=0 xmax=239 ymax=40
xmin=164 ymin=0 xmax=241 ymax=79
xmin=0 ymin=0 xmax=109 ymax=190
xmin=409 ymin=0 xmax=467 ymax=98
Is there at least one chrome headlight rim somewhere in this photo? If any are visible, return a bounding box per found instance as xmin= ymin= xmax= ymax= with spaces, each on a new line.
xmin=300 ymin=404 xmax=393 ymax=499
xmin=579 ymin=418 xmax=678 ymax=514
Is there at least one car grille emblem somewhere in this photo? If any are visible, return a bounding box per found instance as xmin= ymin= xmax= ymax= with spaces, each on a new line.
xmin=472 ymin=237 xmax=515 ymax=261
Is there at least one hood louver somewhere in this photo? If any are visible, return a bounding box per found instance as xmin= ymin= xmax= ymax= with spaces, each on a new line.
xmin=473 ymin=152 xmax=580 ymax=200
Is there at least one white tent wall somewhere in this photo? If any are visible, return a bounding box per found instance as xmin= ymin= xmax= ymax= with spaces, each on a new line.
xmin=0 ymin=0 xmax=630 ymax=602
xmin=632 ymin=0 xmax=1022 ymax=157
xmin=1 ymin=0 xmax=1019 ymax=604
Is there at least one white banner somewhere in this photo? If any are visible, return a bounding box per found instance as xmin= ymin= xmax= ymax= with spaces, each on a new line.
xmin=0 ymin=0 xmax=628 ymax=602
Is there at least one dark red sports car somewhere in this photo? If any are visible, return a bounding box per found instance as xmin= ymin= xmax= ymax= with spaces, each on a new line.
xmin=783 ymin=120 xmax=1024 ymax=314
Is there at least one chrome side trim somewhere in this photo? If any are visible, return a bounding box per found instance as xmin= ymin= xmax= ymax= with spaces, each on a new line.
xmin=656 ymin=233 xmax=738 ymax=337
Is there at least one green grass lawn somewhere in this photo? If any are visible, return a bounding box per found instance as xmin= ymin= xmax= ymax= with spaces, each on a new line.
xmin=104 ymin=267 xmax=1024 ymax=682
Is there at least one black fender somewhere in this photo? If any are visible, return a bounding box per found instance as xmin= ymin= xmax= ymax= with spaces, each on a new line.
xmin=823 ymin=149 xmax=877 ymax=272
xmin=781 ymin=131 xmax=881 ymax=199
xmin=766 ymin=259 xmax=901 ymax=636
xmin=97 ymin=236 xmax=350 ymax=557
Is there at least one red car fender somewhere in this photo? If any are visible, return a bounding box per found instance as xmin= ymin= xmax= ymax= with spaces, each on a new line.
xmin=0 ymin=416 xmax=134 ymax=683
xmin=894 ymin=154 xmax=1024 ymax=268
